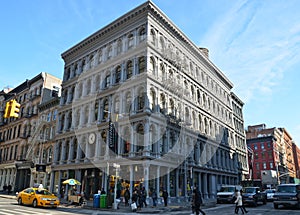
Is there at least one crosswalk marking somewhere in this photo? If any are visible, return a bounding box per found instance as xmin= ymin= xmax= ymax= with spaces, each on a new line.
xmin=0 ymin=208 xmax=52 ymax=215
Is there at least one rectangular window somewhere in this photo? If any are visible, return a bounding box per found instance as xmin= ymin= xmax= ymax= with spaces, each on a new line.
xmin=52 ymin=86 xmax=60 ymax=97
xmin=262 ymin=152 xmax=265 ymax=159
xmin=268 ymin=151 xmax=272 ymax=158
xmin=256 ymin=163 xmax=260 ymax=170
xmin=270 ymin=162 xmax=273 ymax=169
xmin=261 ymin=143 xmax=265 ymax=149
xmin=254 ymin=144 xmax=258 ymax=150
xmin=263 ymin=162 xmax=267 ymax=169
xmin=47 ymin=112 xmax=51 ymax=122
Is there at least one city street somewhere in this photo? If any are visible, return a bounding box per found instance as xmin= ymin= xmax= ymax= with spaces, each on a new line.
xmin=0 ymin=197 xmax=300 ymax=215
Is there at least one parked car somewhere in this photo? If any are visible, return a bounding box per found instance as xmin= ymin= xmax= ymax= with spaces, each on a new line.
xmin=242 ymin=187 xmax=267 ymax=206
xmin=273 ymin=184 xmax=300 ymax=209
xmin=217 ymin=185 xmax=242 ymax=203
xmin=263 ymin=189 xmax=276 ymax=201
xmin=17 ymin=187 xmax=60 ymax=208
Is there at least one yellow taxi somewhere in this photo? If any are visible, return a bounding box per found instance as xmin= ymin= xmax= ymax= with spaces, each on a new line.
xmin=17 ymin=187 xmax=60 ymax=208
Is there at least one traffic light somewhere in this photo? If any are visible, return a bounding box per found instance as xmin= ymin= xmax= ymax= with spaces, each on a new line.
xmin=3 ymin=100 xmax=13 ymax=118
xmin=10 ymin=99 xmax=20 ymax=118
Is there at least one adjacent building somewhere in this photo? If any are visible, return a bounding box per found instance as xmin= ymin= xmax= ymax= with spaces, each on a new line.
xmin=0 ymin=72 xmax=61 ymax=192
xmin=246 ymin=124 xmax=299 ymax=188
xmin=52 ymin=1 xmax=248 ymax=204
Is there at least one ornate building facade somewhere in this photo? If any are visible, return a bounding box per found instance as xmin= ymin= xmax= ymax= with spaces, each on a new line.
xmin=0 ymin=73 xmax=61 ymax=192
xmin=52 ymin=1 xmax=248 ymax=203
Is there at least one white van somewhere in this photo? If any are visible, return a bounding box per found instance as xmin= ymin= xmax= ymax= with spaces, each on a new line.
xmin=217 ymin=185 xmax=242 ymax=203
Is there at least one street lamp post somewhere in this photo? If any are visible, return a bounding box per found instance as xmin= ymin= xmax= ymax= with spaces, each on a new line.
xmin=113 ymin=163 xmax=120 ymax=210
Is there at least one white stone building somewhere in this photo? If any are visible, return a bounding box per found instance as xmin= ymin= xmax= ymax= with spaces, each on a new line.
xmin=53 ymin=1 xmax=248 ymax=203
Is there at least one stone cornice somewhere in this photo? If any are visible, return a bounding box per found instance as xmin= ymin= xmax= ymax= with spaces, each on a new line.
xmin=61 ymin=1 xmax=151 ymax=61
xmin=61 ymin=0 xmax=233 ymax=89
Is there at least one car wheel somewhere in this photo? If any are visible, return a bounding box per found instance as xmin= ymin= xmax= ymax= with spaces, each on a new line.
xmin=274 ymin=203 xmax=278 ymax=209
xmin=18 ymin=198 xmax=23 ymax=205
xmin=33 ymin=199 xmax=38 ymax=208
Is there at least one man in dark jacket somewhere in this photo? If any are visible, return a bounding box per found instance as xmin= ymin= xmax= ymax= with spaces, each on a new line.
xmin=162 ymin=189 xmax=168 ymax=206
xmin=192 ymin=187 xmax=205 ymax=215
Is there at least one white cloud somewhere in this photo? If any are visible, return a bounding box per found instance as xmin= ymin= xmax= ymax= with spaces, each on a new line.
xmin=201 ymin=1 xmax=300 ymax=105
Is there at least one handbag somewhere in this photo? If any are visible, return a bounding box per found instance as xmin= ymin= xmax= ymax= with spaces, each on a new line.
xmin=131 ymin=202 xmax=137 ymax=210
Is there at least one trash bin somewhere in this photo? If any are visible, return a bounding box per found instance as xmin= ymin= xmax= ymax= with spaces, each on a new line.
xmin=100 ymin=194 xmax=107 ymax=208
xmin=93 ymin=194 xmax=100 ymax=208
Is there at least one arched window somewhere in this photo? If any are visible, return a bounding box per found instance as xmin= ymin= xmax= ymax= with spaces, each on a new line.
xmin=104 ymin=73 xmax=111 ymax=88
xmin=95 ymin=101 xmax=99 ymax=121
xmin=160 ymin=63 xmax=166 ymax=80
xmin=150 ymin=57 xmax=155 ymax=75
xmin=128 ymin=33 xmax=134 ymax=49
xmin=160 ymin=93 xmax=166 ymax=114
xmin=137 ymin=89 xmax=145 ymax=111
xmin=116 ymin=39 xmax=122 ymax=55
xmin=138 ymin=57 xmax=146 ymax=74
xmin=125 ymin=93 xmax=132 ymax=114
xmin=123 ymin=127 xmax=131 ymax=156
xmin=103 ymin=99 xmax=109 ymax=121
xmin=126 ymin=61 xmax=133 ymax=79
xmin=159 ymin=36 xmax=165 ymax=51
xmin=150 ymin=89 xmax=156 ymax=111
xmin=114 ymin=96 xmax=120 ymax=113
xmin=107 ymin=45 xmax=113 ymax=60
xmin=150 ymin=29 xmax=156 ymax=45
xmin=139 ymin=27 xmax=146 ymax=42
xmin=115 ymin=66 xmax=121 ymax=84
xmin=136 ymin=124 xmax=144 ymax=153
xmin=169 ymin=99 xmax=175 ymax=116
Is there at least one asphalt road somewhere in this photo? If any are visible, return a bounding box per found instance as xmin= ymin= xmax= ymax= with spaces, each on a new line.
xmin=0 ymin=198 xmax=300 ymax=215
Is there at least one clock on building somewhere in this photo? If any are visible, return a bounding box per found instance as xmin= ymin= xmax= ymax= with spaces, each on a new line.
xmin=88 ymin=133 xmax=96 ymax=144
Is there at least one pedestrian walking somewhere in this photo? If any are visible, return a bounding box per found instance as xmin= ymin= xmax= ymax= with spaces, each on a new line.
xmin=124 ymin=187 xmax=130 ymax=206
xmin=162 ymin=189 xmax=168 ymax=207
xmin=150 ymin=188 xmax=158 ymax=207
xmin=240 ymin=190 xmax=248 ymax=213
xmin=141 ymin=186 xmax=147 ymax=207
xmin=234 ymin=191 xmax=247 ymax=214
xmin=3 ymin=184 xmax=7 ymax=193
xmin=192 ymin=187 xmax=206 ymax=215
xmin=7 ymin=185 xmax=12 ymax=195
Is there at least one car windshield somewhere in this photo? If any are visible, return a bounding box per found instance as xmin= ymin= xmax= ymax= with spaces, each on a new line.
xmin=220 ymin=187 xmax=235 ymax=192
xmin=35 ymin=189 xmax=52 ymax=195
xmin=266 ymin=189 xmax=275 ymax=193
xmin=277 ymin=186 xmax=296 ymax=193
xmin=244 ymin=188 xmax=256 ymax=193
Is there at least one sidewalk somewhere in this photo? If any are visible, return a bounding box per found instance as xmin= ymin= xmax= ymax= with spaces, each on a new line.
xmin=0 ymin=193 xmax=216 ymax=214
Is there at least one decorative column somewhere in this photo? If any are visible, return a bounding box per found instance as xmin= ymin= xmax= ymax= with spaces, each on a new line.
xmin=67 ymin=138 xmax=74 ymax=164
xmin=129 ymin=165 xmax=134 ymax=196
xmin=156 ymin=166 xmax=160 ymax=196
xmin=143 ymin=163 xmax=149 ymax=197
xmin=60 ymin=140 xmax=66 ymax=164
xmin=203 ymin=173 xmax=208 ymax=199
xmin=143 ymin=120 xmax=150 ymax=157
xmin=95 ymin=133 xmax=101 ymax=161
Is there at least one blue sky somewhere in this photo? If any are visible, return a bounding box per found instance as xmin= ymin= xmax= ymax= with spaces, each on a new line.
xmin=1 ymin=0 xmax=300 ymax=146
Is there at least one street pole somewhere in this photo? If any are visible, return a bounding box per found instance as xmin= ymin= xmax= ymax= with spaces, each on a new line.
xmin=113 ymin=163 xmax=120 ymax=210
